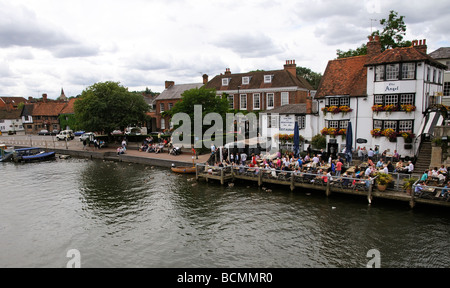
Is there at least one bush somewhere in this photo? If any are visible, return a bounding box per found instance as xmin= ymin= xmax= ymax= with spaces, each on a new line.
xmin=311 ymin=134 xmax=326 ymax=150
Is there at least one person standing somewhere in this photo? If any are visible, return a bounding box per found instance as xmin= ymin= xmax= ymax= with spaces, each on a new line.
xmin=335 ymin=160 xmax=343 ymax=177
xmin=82 ymin=138 xmax=87 ymax=150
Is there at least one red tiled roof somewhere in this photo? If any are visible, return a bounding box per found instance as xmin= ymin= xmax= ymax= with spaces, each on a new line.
xmin=204 ymin=69 xmax=313 ymax=92
xmin=365 ymin=46 xmax=446 ymax=69
xmin=32 ymin=102 xmax=67 ymax=116
xmin=60 ymin=98 xmax=77 ymax=114
xmin=315 ymin=55 xmax=367 ymax=98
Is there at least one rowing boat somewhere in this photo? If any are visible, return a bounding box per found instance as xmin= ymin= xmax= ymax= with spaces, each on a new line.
xmin=171 ymin=166 xmax=196 ymax=174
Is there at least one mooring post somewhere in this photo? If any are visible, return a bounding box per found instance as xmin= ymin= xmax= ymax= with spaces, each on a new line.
xmin=220 ymin=168 xmax=224 ymax=185
xmin=326 ymin=176 xmax=331 ymax=196
xmin=368 ymin=180 xmax=373 ymax=204
xmin=290 ymin=171 xmax=295 ymax=191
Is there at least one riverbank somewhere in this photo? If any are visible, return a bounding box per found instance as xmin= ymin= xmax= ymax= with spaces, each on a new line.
xmin=3 ymin=136 xmax=450 ymax=209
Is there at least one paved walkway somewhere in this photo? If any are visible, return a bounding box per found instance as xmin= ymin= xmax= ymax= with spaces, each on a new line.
xmin=1 ymin=135 xmax=212 ymax=166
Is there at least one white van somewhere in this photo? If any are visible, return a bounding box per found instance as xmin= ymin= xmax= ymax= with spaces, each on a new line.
xmin=56 ymin=130 xmax=75 ymax=141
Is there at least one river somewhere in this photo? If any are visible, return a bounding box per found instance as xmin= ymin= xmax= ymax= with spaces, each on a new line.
xmin=1 ymin=157 xmax=449 ymax=268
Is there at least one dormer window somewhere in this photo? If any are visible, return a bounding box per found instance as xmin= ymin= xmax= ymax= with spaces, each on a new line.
xmin=242 ymin=76 xmax=250 ymax=85
xmin=222 ymin=78 xmax=229 ymax=86
xmin=264 ymin=75 xmax=273 ymax=83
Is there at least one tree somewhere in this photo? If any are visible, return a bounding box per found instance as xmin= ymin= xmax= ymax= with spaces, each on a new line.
xmin=336 ymin=10 xmax=411 ymax=59
xmin=74 ymin=81 xmax=149 ymax=135
xmin=296 ymin=66 xmax=323 ymax=90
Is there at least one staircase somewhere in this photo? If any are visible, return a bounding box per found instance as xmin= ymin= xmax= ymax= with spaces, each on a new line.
xmin=414 ymin=141 xmax=432 ymax=174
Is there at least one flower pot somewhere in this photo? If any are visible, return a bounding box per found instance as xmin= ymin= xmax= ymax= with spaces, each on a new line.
xmin=377 ymin=184 xmax=387 ymax=191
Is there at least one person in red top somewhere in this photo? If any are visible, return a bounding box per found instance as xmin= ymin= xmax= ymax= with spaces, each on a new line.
xmin=335 ymin=160 xmax=343 ymax=176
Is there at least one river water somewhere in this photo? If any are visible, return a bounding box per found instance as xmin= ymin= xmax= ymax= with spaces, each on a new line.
xmin=1 ymin=157 xmax=449 ymax=268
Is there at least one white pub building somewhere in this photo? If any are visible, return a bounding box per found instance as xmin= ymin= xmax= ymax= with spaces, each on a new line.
xmin=315 ymin=36 xmax=447 ymax=159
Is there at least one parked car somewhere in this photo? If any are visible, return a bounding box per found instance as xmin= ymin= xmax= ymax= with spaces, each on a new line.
xmin=51 ymin=129 xmax=60 ymax=135
xmin=79 ymin=132 xmax=96 ymax=141
xmin=38 ymin=129 xmax=50 ymax=135
xmin=111 ymin=130 xmax=123 ymax=135
xmin=74 ymin=131 xmax=85 ymax=136
xmin=56 ymin=130 xmax=75 ymax=141
xmin=125 ymin=127 xmax=142 ymax=136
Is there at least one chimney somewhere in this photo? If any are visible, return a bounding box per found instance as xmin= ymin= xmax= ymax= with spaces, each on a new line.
xmin=165 ymin=81 xmax=175 ymax=89
xmin=367 ymin=35 xmax=382 ymax=59
xmin=284 ymin=60 xmax=297 ymax=76
xmin=202 ymin=74 xmax=209 ymax=85
xmin=412 ymin=39 xmax=427 ymax=54
xmin=42 ymin=94 xmax=47 ymax=103
xmin=306 ymin=92 xmax=312 ymax=114
xmin=28 ymin=97 xmax=33 ymax=102
xmin=224 ymin=68 xmax=231 ymax=75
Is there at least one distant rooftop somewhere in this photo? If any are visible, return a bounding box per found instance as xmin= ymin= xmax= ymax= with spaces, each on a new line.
xmin=429 ymin=47 xmax=450 ymax=60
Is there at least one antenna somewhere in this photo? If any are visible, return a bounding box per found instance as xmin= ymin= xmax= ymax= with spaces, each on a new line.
xmin=370 ymin=19 xmax=378 ymax=33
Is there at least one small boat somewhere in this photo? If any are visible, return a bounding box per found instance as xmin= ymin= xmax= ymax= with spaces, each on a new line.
xmin=13 ymin=147 xmax=56 ymax=163
xmin=171 ymin=164 xmax=197 ymax=174
xmin=0 ymin=144 xmax=14 ymax=162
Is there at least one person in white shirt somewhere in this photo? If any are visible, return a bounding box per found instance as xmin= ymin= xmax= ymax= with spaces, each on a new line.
xmin=407 ymin=161 xmax=414 ymax=173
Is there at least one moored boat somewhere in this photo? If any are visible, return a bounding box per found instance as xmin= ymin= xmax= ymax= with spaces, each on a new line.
xmin=13 ymin=147 xmax=56 ymax=163
xmin=171 ymin=164 xmax=196 ymax=174
xmin=0 ymin=144 xmax=14 ymax=162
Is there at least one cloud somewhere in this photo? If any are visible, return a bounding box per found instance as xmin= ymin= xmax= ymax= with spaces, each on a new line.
xmin=0 ymin=2 xmax=75 ymax=49
xmin=211 ymin=33 xmax=284 ymax=58
xmin=52 ymin=44 xmax=100 ymax=58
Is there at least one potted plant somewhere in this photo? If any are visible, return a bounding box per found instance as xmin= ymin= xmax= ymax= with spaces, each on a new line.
xmin=402 ymin=177 xmax=418 ymax=195
xmin=375 ymin=172 xmax=393 ymax=191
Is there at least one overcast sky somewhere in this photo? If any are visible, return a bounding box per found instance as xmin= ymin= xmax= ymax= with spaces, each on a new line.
xmin=1 ymin=0 xmax=449 ymax=99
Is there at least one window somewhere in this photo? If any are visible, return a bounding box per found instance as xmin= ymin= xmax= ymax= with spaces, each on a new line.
xmin=444 ymin=82 xmax=450 ymax=97
xmin=427 ymin=67 xmax=431 ymax=82
xmin=160 ymin=103 xmax=165 ymax=113
xmin=374 ymin=93 xmax=416 ymax=106
xmin=384 ymin=94 xmax=398 ymax=105
xmin=281 ymin=92 xmax=289 ymax=106
xmin=168 ymin=103 xmax=173 ymax=110
xmin=399 ymin=120 xmax=413 ymax=132
xmin=433 ymin=69 xmax=436 ymax=83
xmin=297 ymin=116 xmax=306 ymax=129
xmin=228 ymin=95 xmax=234 ymax=109
xmin=240 ymin=94 xmax=247 ymax=110
xmin=253 ymin=93 xmax=260 ymax=110
xmin=325 ymin=96 xmax=349 ymax=107
xmin=328 ymin=120 xmax=339 ymax=129
xmin=402 ymin=63 xmax=415 ymax=79
xmin=339 ymin=120 xmax=349 ymax=129
xmin=438 ymin=71 xmax=442 ymax=84
xmin=400 ymin=94 xmax=414 ymax=105
xmin=375 ymin=65 xmax=385 ymax=81
xmin=267 ymin=115 xmax=279 ymax=128
xmin=222 ymin=78 xmax=229 ymax=86
xmin=373 ymin=120 xmax=413 ymax=133
xmin=267 ymin=93 xmax=274 ymax=109
xmin=386 ymin=64 xmax=399 ymax=80
xmin=161 ymin=119 xmax=165 ymax=130
xmin=383 ymin=120 xmax=397 ymax=130
xmin=374 ymin=95 xmax=383 ymax=105
xmin=374 ymin=120 xmax=383 ymax=129
xmin=264 ymin=75 xmax=272 ymax=83
xmin=242 ymin=77 xmax=250 ymax=85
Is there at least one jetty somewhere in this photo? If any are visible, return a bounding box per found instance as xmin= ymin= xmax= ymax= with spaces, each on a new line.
xmin=195 ymin=163 xmax=450 ymax=209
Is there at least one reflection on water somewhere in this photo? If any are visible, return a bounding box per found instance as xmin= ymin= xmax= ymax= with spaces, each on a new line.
xmin=1 ymin=158 xmax=449 ymax=268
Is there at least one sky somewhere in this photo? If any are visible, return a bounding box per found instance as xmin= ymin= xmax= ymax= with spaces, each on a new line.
xmin=0 ymin=0 xmax=449 ymax=99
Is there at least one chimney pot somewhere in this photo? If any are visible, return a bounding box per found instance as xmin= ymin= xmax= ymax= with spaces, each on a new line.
xmin=202 ymin=74 xmax=208 ymax=85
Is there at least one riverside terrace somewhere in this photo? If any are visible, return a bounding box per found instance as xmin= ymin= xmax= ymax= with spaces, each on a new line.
xmin=2 ymin=135 xmax=450 ymax=209
xmin=195 ymin=163 xmax=450 ymax=209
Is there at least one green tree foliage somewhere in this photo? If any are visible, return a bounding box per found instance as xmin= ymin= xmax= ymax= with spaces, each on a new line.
xmin=296 ymin=66 xmax=323 ymax=90
xmin=337 ymin=10 xmax=411 ymax=59
xmin=311 ymin=134 xmax=326 ymax=150
xmin=74 ymin=81 xmax=149 ymax=135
